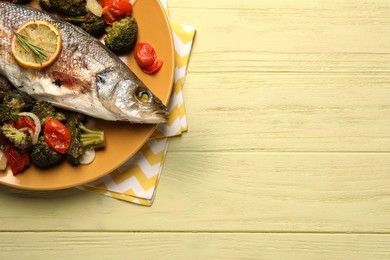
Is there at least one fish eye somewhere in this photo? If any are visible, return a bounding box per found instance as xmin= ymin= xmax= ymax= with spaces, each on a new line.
xmin=135 ymin=88 xmax=152 ymax=103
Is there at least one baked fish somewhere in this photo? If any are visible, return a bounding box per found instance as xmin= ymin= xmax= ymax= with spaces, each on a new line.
xmin=0 ymin=2 xmax=168 ymax=124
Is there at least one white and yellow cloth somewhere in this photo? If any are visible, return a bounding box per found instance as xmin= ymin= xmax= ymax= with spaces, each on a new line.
xmin=80 ymin=0 xmax=196 ymax=206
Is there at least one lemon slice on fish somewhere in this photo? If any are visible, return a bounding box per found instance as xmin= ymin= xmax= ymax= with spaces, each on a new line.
xmin=11 ymin=20 xmax=62 ymax=69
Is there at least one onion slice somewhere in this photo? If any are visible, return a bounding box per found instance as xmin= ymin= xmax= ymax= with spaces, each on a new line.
xmin=18 ymin=112 xmax=41 ymax=145
xmin=0 ymin=149 xmax=7 ymax=171
xmin=86 ymin=0 xmax=103 ymax=17
xmin=79 ymin=147 xmax=96 ymax=165
xmin=18 ymin=127 xmax=34 ymax=137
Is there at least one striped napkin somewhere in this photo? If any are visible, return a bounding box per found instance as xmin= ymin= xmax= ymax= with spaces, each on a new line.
xmin=80 ymin=0 xmax=196 ymax=206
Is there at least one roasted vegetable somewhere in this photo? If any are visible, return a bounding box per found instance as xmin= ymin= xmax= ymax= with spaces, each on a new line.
xmin=31 ymin=101 xmax=57 ymax=124
xmin=62 ymin=12 xmax=106 ymax=37
xmin=30 ymin=136 xmax=63 ymax=168
xmin=37 ymin=0 xmax=54 ymax=10
xmin=100 ymin=0 xmax=132 ymax=25
xmin=79 ymin=122 xmax=105 ymax=149
xmin=66 ymin=113 xmax=105 ymax=165
xmin=3 ymin=90 xmax=34 ymax=114
xmin=0 ymin=123 xmax=32 ymax=151
xmin=2 ymin=144 xmax=30 ymax=175
xmin=0 ymin=104 xmax=11 ymax=124
xmin=65 ymin=113 xmax=84 ymax=165
xmin=50 ymin=0 xmax=87 ymax=16
xmin=104 ymin=16 xmax=138 ymax=53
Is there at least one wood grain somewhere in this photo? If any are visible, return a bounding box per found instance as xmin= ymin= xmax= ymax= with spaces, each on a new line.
xmin=1 ymin=233 xmax=390 ymax=260
xmin=1 ymin=153 xmax=390 ymax=233
xmin=2 ymin=0 xmax=390 ymax=258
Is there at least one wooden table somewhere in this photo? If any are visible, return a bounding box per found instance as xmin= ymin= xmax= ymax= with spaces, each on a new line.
xmin=2 ymin=0 xmax=390 ymax=258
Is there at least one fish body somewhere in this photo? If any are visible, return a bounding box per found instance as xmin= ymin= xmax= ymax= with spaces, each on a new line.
xmin=0 ymin=2 xmax=168 ymax=124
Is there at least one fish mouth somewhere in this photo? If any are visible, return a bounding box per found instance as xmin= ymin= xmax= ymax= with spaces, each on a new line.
xmin=128 ymin=97 xmax=169 ymax=124
xmin=150 ymin=107 xmax=169 ymax=124
xmin=118 ymin=109 xmax=168 ymax=124
xmin=120 ymin=81 xmax=169 ymax=124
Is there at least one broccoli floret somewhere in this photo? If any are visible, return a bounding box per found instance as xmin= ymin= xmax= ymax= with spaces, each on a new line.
xmin=0 ymin=104 xmax=11 ymax=125
xmin=66 ymin=113 xmax=105 ymax=165
xmin=104 ymin=17 xmax=138 ymax=54
xmin=31 ymin=101 xmax=56 ymax=124
xmin=31 ymin=136 xmax=63 ymax=168
xmin=50 ymin=0 xmax=87 ymax=16
xmin=3 ymin=90 xmax=33 ymax=114
xmin=62 ymin=12 xmax=106 ymax=37
xmin=38 ymin=0 xmax=54 ymax=10
xmin=80 ymin=15 xmax=106 ymax=37
xmin=79 ymin=122 xmax=105 ymax=149
xmin=1 ymin=123 xmax=32 ymax=151
xmin=31 ymin=101 xmax=66 ymax=124
xmin=65 ymin=112 xmax=84 ymax=165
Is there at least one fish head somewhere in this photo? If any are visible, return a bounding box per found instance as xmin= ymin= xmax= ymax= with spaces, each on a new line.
xmin=96 ymin=70 xmax=169 ymax=124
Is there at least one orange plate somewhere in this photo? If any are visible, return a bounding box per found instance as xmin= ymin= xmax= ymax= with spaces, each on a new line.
xmin=0 ymin=1 xmax=174 ymax=190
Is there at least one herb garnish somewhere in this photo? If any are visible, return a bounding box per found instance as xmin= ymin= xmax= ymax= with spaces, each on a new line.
xmin=13 ymin=31 xmax=48 ymax=64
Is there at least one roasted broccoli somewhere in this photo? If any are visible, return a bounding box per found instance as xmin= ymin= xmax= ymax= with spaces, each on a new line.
xmin=62 ymin=12 xmax=106 ymax=37
xmin=0 ymin=123 xmax=32 ymax=151
xmin=65 ymin=113 xmax=84 ymax=165
xmin=38 ymin=0 xmax=54 ymax=10
xmin=31 ymin=101 xmax=66 ymax=124
xmin=0 ymin=75 xmax=14 ymax=102
xmin=3 ymin=90 xmax=34 ymax=114
xmin=104 ymin=17 xmax=138 ymax=54
xmin=31 ymin=136 xmax=64 ymax=168
xmin=49 ymin=0 xmax=87 ymax=16
xmin=31 ymin=101 xmax=56 ymax=124
xmin=66 ymin=113 xmax=105 ymax=165
xmin=79 ymin=122 xmax=105 ymax=149
xmin=0 ymin=104 xmax=11 ymax=125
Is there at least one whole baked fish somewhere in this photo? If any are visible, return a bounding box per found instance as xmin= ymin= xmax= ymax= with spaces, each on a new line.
xmin=0 ymin=2 xmax=168 ymax=124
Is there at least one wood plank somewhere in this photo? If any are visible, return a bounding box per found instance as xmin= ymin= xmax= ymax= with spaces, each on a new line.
xmin=169 ymin=0 xmax=390 ymax=54
xmin=1 ymin=153 xmax=390 ymax=232
xmin=1 ymin=232 xmax=390 ymax=260
xmin=164 ymin=0 xmax=390 ymax=152
xmin=172 ymin=73 xmax=390 ymax=152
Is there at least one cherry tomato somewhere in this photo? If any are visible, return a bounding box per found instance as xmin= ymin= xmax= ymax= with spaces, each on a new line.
xmin=8 ymin=120 xmax=15 ymax=128
xmin=134 ymin=42 xmax=164 ymax=74
xmin=142 ymin=59 xmax=164 ymax=75
xmin=44 ymin=119 xmax=71 ymax=154
xmin=101 ymin=0 xmax=132 ymax=25
xmin=134 ymin=42 xmax=157 ymax=69
xmin=3 ymin=144 xmax=30 ymax=175
xmin=16 ymin=116 xmax=36 ymax=133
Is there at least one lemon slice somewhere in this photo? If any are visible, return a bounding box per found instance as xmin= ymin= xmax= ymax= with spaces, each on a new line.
xmin=11 ymin=20 xmax=62 ymax=69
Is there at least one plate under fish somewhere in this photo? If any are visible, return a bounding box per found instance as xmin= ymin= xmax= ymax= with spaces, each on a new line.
xmin=0 ymin=0 xmax=174 ymax=190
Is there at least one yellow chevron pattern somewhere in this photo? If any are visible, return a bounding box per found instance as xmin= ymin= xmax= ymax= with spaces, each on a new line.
xmin=81 ymin=0 xmax=196 ymax=206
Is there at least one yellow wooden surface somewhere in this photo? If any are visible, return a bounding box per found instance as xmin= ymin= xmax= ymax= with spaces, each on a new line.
xmin=2 ymin=0 xmax=390 ymax=259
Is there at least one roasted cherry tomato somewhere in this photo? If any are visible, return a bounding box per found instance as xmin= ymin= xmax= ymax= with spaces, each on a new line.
xmin=44 ymin=119 xmax=71 ymax=154
xmin=134 ymin=42 xmax=163 ymax=74
xmin=142 ymin=59 xmax=164 ymax=74
xmin=134 ymin=42 xmax=157 ymax=69
xmin=16 ymin=116 xmax=36 ymax=133
xmin=101 ymin=0 xmax=132 ymax=25
xmin=3 ymin=144 xmax=30 ymax=175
